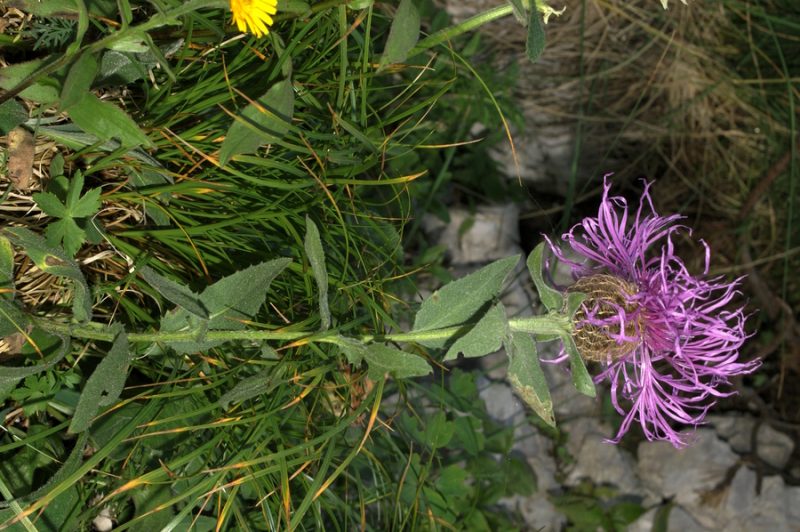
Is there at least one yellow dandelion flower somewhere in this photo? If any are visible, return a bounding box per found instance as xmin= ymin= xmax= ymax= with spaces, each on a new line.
xmin=230 ymin=0 xmax=278 ymax=38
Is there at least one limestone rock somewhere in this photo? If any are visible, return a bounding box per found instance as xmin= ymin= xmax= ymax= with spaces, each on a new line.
xmin=421 ymin=204 xmax=521 ymax=266
xmin=755 ymin=424 xmax=794 ymax=469
xmin=637 ymin=429 xmax=738 ymax=510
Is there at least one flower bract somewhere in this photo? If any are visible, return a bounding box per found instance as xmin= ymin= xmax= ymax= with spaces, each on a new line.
xmin=548 ymin=177 xmax=759 ymax=447
xmin=230 ymin=0 xmax=278 ymax=38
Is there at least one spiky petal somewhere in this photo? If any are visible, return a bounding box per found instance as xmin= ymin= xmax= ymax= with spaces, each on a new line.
xmin=230 ymin=0 xmax=278 ymax=38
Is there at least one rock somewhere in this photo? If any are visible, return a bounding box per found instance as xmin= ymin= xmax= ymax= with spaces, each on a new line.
xmin=92 ymin=507 xmax=114 ymax=531
xmin=502 ymin=492 xmax=567 ymax=532
xmin=421 ymin=204 xmax=521 ymax=266
xmin=709 ymin=414 xmax=755 ymax=453
xmin=479 ymin=379 xmax=526 ymax=425
xmin=721 ymin=466 xmax=795 ymax=531
xmin=637 ymin=429 xmax=738 ymax=512
xmin=564 ymin=423 xmax=640 ymax=493
xmin=710 ymin=415 xmax=794 ymax=468
xmin=755 ymin=424 xmax=794 ymax=469
xmin=513 ymin=421 xmax=559 ymax=491
xmin=629 ymin=505 xmax=712 ymax=532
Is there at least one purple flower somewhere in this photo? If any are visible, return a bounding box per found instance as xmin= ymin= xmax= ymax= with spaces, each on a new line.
xmin=547 ymin=177 xmax=759 ymax=447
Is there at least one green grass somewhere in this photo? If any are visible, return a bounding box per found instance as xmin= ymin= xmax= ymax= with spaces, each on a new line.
xmin=0 ymin=1 xmax=538 ymax=529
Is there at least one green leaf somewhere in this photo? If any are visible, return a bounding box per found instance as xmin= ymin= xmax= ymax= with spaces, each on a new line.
xmin=0 ymin=298 xmax=30 ymax=338
xmin=444 ymin=303 xmax=507 ymax=361
xmin=276 ymin=0 xmax=310 ymax=14
xmin=70 ymin=329 xmax=130 ymax=433
xmin=67 ymin=92 xmax=152 ymax=149
xmin=33 ymin=192 xmax=67 ymax=218
xmin=413 ymin=255 xmax=520 ymax=335
xmin=217 ymin=367 xmax=284 ymax=409
xmin=565 ymin=291 xmax=586 ymax=318
xmin=562 ymin=334 xmax=596 ymax=397
xmin=362 ymin=343 xmax=432 ymax=380
xmin=0 ymin=58 xmax=60 ymax=104
xmin=219 ymin=80 xmax=295 ymax=166
xmin=379 ymin=0 xmax=420 ymax=67
xmin=506 ymin=332 xmax=555 ymax=427
xmin=304 ymin=217 xmax=330 ymax=330
xmin=425 ymin=412 xmax=456 ymax=450
xmin=527 ymin=0 xmax=547 ymax=62
xmin=0 ymin=99 xmax=28 ymax=135
xmin=49 ymin=153 xmax=65 ymax=178
xmin=139 ymin=266 xmax=208 ymax=319
xmin=527 ymin=243 xmax=563 ymax=311
xmin=507 ymin=0 xmax=528 ymax=25
xmin=0 ymin=329 xmax=69 ymax=387
xmin=6 ymin=0 xmax=118 ymax=18
xmin=70 ymin=187 xmax=101 ymax=218
xmin=98 ymin=50 xmax=151 ymax=85
xmin=45 ymin=218 xmax=86 ymax=257
xmin=0 ymin=236 xmax=13 ymax=296
xmin=335 ymin=336 xmax=367 ymax=366
xmin=60 ymin=52 xmax=98 ymax=110
xmin=201 ymin=258 xmax=292 ymax=329
xmin=159 ymin=309 xmax=214 ymax=355
xmin=3 ymin=227 xmax=92 ymax=322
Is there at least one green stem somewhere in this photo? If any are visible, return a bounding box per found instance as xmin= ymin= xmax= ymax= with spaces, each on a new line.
xmin=37 ymin=313 xmax=571 ymax=347
xmin=40 ymin=320 xmax=314 ymax=344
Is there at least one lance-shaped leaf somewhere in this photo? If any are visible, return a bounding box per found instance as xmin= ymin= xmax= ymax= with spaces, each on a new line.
xmin=139 ymin=266 xmax=207 ymax=319
xmin=202 ymin=258 xmax=292 ymax=329
xmin=68 ymin=92 xmax=152 ymax=149
xmin=379 ymin=0 xmax=420 ymax=67
xmin=506 ymin=332 xmax=555 ymax=427
xmin=527 ymin=0 xmax=547 ymax=62
xmin=413 ymin=255 xmax=519 ymax=341
xmin=159 ymin=258 xmax=291 ymax=354
xmin=3 ymin=227 xmax=92 ymax=322
xmin=0 ymin=299 xmax=30 ymax=339
xmin=0 ymin=236 xmax=13 ymax=295
xmin=527 ymin=242 xmax=563 ymax=311
xmin=217 ymin=366 xmax=285 ymax=409
xmin=562 ymin=333 xmax=596 ymax=397
xmin=304 ymin=216 xmax=330 ymax=330
xmin=444 ymin=303 xmax=508 ymax=361
xmin=0 ymin=330 xmax=69 ymax=388
xmin=61 ymin=52 xmax=98 ymax=110
xmin=363 ymin=343 xmax=432 ymax=381
xmin=219 ymin=80 xmax=295 ymax=166
xmin=70 ymin=328 xmax=131 ymax=434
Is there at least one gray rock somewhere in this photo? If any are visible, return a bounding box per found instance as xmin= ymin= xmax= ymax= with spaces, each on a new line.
xmin=637 ymin=429 xmax=738 ymax=511
xmin=721 ymin=466 xmax=795 ymax=532
xmin=421 ymin=204 xmax=521 ymax=266
xmin=755 ymin=424 xmax=795 ymax=469
xmin=710 ymin=415 xmax=794 ymax=468
xmin=501 ymin=492 xmax=566 ymax=532
xmin=479 ymin=379 xmax=526 ymax=425
xmin=514 ymin=422 xmax=559 ymax=491
xmin=629 ymin=505 xmax=711 ymax=532
xmin=565 ymin=428 xmax=641 ymax=493
xmin=709 ymin=414 xmax=755 ymax=453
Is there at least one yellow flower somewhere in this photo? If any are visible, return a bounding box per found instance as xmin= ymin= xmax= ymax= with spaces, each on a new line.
xmin=230 ymin=0 xmax=278 ymax=38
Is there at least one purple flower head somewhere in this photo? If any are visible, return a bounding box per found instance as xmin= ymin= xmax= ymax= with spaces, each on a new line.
xmin=548 ymin=176 xmax=759 ymax=448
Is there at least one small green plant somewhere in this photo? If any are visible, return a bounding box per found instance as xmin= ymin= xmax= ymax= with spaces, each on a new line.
xmin=25 ymin=18 xmax=77 ymax=51
xmin=32 ymin=165 xmax=103 ymax=258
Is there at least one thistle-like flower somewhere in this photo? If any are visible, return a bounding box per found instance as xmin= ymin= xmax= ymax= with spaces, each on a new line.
xmin=230 ymin=0 xmax=277 ymax=38
xmin=548 ymin=178 xmax=759 ymax=447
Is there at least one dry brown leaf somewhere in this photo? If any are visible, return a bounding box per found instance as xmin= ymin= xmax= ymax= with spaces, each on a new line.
xmin=7 ymin=126 xmax=35 ymax=191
